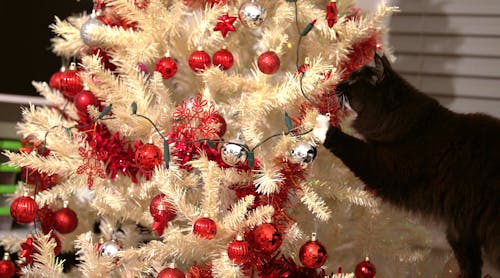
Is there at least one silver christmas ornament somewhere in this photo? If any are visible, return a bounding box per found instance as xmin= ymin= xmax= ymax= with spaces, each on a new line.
xmin=80 ymin=12 xmax=105 ymax=47
xmin=238 ymin=0 xmax=266 ymax=28
xmin=289 ymin=142 xmax=317 ymax=165
xmin=221 ymin=142 xmax=247 ymax=166
xmin=99 ymin=239 xmax=122 ymax=258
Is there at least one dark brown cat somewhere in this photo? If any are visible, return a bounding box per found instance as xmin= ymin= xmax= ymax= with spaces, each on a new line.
xmin=315 ymin=54 xmax=500 ymax=278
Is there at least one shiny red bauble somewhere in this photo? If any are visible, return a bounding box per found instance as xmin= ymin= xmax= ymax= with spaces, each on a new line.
xmin=188 ymin=49 xmax=211 ymax=73
xmin=150 ymin=194 xmax=177 ymax=221
xmin=60 ymin=64 xmax=83 ymax=98
xmin=299 ymin=239 xmax=328 ymax=268
xmin=49 ymin=66 xmax=66 ymax=91
xmin=206 ymin=113 xmax=226 ymax=138
xmin=157 ymin=267 xmax=185 ymax=278
xmin=53 ymin=206 xmax=78 ymax=234
xmin=0 ymin=253 xmax=15 ymax=278
xmin=354 ymin=258 xmax=376 ymax=278
xmin=74 ymin=90 xmax=99 ymax=113
xmin=155 ymin=56 xmax=178 ymax=79
xmin=10 ymin=195 xmax=38 ymax=224
xmin=257 ymin=51 xmax=280 ymax=75
xmin=227 ymin=235 xmax=249 ymax=264
xmin=212 ymin=48 xmax=234 ymax=70
xmin=135 ymin=143 xmax=163 ymax=171
xmin=252 ymin=223 xmax=282 ymax=253
xmin=193 ymin=216 xmax=217 ymax=239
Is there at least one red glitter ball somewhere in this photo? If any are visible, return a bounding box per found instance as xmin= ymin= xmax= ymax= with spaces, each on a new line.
xmin=10 ymin=196 xmax=38 ymax=224
xmin=74 ymin=90 xmax=99 ymax=113
xmin=155 ymin=56 xmax=178 ymax=79
xmin=157 ymin=267 xmax=185 ymax=278
xmin=257 ymin=51 xmax=280 ymax=75
xmin=60 ymin=66 xmax=83 ymax=98
xmin=354 ymin=258 xmax=376 ymax=278
xmin=135 ymin=143 xmax=163 ymax=171
xmin=227 ymin=236 xmax=249 ymax=264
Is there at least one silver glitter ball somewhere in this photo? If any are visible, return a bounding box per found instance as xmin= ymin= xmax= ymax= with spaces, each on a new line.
xmin=238 ymin=1 xmax=266 ymax=28
xmin=289 ymin=143 xmax=317 ymax=165
xmin=221 ymin=142 xmax=247 ymax=166
xmin=99 ymin=240 xmax=122 ymax=257
xmin=80 ymin=15 xmax=105 ymax=47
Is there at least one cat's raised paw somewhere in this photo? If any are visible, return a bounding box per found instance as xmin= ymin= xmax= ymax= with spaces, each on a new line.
xmin=313 ymin=114 xmax=330 ymax=144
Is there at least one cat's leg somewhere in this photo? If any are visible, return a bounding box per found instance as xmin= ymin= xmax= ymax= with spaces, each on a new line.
xmin=446 ymin=227 xmax=483 ymax=278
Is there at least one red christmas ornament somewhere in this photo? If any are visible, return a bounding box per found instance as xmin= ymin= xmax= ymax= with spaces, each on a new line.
xmin=10 ymin=195 xmax=38 ymax=224
xmin=193 ymin=215 xmax=217 ymax=239
xmin=0 ymin=253 xmax=15 ymax=278
xmin=227 ymin=234 xmax=248 ymax=264
xmin=257 ymin=51 xmax=280 ymax=75
xmin=52 ymin=202 xmax=78 ymax=234
xmin=253 ymin=223 xmax=282 ymax=253
xmin=135 ymin=143 xmax=163 ymax=171
xmin=49 ymin=66 xmax=66 ymax=91
xmin=60 ymin=63 xmax=83 ymax=98
xmin=212 ymin=48 xmax=234 ymax=70
xmin=355 ymin=258 xmax=376 ymax=278
xmin=299 ymin=234 xmax=328 ymax=269
xmin=74 ymin=90 xmax=99 ymax=113
xmin=213 ymin=13 xmax=237 ymax=38
xmin=206 ymin=113 xmax=227 ymax=137
xmin=188 ymin=48 xmax=211 ymax=73
xmin=158 ymin=264 xmax=185 ymax=278
xmin=150 ymin=194 xmax=177 ymax=236
xmin=134 ymin=0 xmax=150 ymax=9
xmin=155 ymin=53 xmax=178 ymax=79
xmin=326 ymin=0 xmax=338 ymax=28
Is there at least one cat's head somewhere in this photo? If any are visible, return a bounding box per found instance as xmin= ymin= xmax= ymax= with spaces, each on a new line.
xmin=336 ymin=53 xmax=399 ymax=115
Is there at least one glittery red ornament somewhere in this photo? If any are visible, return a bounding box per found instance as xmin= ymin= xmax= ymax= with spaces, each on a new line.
xmin=213 ymin=13 xmax=237 ymax=38
xmin=49 ymin=66 xmax=66 ymax=91
xmin=253 ymin=223 xmax=282 ymax=253
xmin=157 ymin=266 xmax=185 ymax=278
xmin=135 ymin=143 xmax=163 ymax=171
xmin=155 ymin=55 xmax=177 ymax=79
xmin=60 ymin=63 xmax=83 ymax=98
xmin=212 ymin=48 xmax=234 ymax=70
xmin=53 ymin=203 xmax=78 ymax=234
xmin=188 ymin=49 xmax=211 ymax=73
xmin=10 ymin=195 xmax=38 ymax=224
xmin=74 ymin=90 xmax=99 ymax=113
xmin=355 ymin=258 xmax=376 ymax=278
xmin=326 ymin=1 xmax=338 ymax=28
xmin=193 ymin=216 xmax=217 ymax=239
xmin=299 ymin=235 xmax=328 ymax=268
xmin=206 ymin=113 xmax=226 ymax=137
xmin=150 ymin=194 xmax=177 ymax=236
xmin=227 ymin=235 xmax=248 ymax=264
xmin=0 ymin=253 xmax=15 ymax=278
xmin=257 ymin=51 xmax=280 ymax=75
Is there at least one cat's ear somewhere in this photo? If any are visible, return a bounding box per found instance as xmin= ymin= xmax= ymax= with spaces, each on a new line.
xmin=373 ymin=53 xmax=391 ymax=83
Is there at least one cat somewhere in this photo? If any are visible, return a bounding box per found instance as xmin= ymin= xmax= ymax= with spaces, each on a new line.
xmin=313 ymin=54 xmax=500 ymax=278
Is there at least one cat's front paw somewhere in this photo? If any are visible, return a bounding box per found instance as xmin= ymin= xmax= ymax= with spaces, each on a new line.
xmin=313 ymin=114 xmax=330 ymax=144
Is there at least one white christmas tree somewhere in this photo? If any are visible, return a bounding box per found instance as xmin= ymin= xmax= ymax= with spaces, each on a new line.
xmin=1 ymin=0 xmax=458 ymax=277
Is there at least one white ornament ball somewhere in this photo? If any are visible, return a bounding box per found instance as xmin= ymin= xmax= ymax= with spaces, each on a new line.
xmin=290 ymin=143 xmax=317 ymax=165
xmin=80 ymin=15 xmax=105 ymax=47
xmin=99 ymin=240 xmax=122 ymax=257
xmin=221 ymin=142 xmax=247 ymax=166
xmin=238 ymin=1 xmax=266 ymax=28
